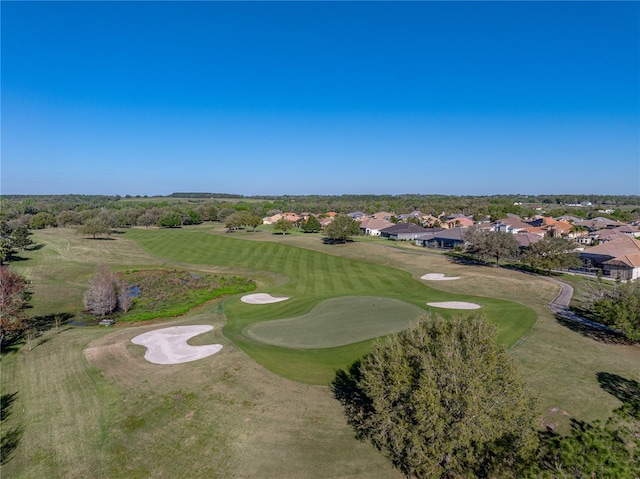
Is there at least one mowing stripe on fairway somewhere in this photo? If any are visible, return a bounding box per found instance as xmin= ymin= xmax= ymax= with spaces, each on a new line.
xmin=124 ymin=228 xmax=537 ymax=384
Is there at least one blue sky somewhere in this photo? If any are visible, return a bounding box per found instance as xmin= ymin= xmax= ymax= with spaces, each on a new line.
xmin=2 ymin=1 xmax=639 ymax=196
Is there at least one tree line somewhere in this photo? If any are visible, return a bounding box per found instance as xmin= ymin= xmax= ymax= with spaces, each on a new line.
xmin=2 ymin=194 xmax=638 ymax=232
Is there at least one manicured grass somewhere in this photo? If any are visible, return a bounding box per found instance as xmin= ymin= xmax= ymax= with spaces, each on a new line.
xmin=3 ymin=226 xmax=640 ymax=479
xmin=123 ymin=227 xmax=537 ymax=383
xmin=243 ymin=296 xmax=425 ymax=348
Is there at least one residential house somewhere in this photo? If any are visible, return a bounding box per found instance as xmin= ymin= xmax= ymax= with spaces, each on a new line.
xmin=513 ymin=232 xmax=543 ymax=248
xmin=371 ymin=211 xmax=395 ymax=221
xmin=612 ymin=225 xmax=640 ymax=238
xmin=348 ymin=211 xmax=366 ymax=220
xmin=319 ymin=217 xmax=334 ymax=228
xmin=494 ymin=217 xmax=531 ymax=234
xmin=397 ymin=211 xmax=425 ymax=221
xmin=444 ymin=217 xmax=475 ymax=229
xmin=588 ymin=229 xmax=626 ymax=243
xmin=580 ymin=235 xmax=640 ymax=280
xmin=359 ymin=217 xmax=394 ymax=236
xmin=414 ymin=227 xmax=466 ymax=250
xmin=380 ymin=223 xmax=430 ymax=241
xmin=262 ymin=212 xmax=301 ymax=225
xmin=574 ymin=217 xmax=626 ymax=231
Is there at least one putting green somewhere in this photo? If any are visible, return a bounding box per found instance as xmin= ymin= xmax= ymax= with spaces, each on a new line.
xmin=243 ymin=296 xmax=425 ymax=349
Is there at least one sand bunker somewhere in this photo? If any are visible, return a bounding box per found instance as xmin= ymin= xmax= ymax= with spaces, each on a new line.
xmin=421 ymin=273 xmax=460 ymax=281
xmin=241 ymin=293 xmax=290 ymax=304
xmin=427 ymin=301 xmax=481 ymax=310
xmin=131 ymin=325 xmax=222 ymax=365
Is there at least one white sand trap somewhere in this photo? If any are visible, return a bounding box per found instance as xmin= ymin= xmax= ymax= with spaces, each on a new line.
xmin=421 ymin=273 xmax=460 ymax=281
xmin=241 ymin=293 xmax=290 ymax=304
xmin=131 ymin=325 xmax=222 ymax=365
xmin=427 ymin=301 xmax=481 ymax=310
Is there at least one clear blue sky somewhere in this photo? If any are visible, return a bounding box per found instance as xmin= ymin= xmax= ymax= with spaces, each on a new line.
xmin=2 ymin=1 xmax=639 ymax=196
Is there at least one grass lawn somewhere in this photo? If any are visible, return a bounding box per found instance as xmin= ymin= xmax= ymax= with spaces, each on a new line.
xmin=123 ymin=227 xmax=536 ymax=383
xmin=243 ymin=296 xmax=425 ymax=349
xmin=2 ymin=225 xmax=639 ymax=478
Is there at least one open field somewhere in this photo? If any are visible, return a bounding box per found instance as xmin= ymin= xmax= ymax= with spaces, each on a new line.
xmin=2 ymin=225 xmax=639 ymax=478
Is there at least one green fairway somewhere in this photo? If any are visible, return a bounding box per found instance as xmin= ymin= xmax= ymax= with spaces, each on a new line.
xmin=244 ymin=296 xmax=425 ymax=348
xmin=123 ymin=227 xmax=537 ymax=383
xmin=4 ymin=226 xmax=640 ymax=479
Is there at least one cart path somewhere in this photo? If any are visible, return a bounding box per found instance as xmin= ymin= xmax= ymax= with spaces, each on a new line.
xmin=542 ymin=276 xmax=619 ymax=333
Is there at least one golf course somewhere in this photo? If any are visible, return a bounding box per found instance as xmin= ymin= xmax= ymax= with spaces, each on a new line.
xmin=2 ymin=224 xmax=639 ymax=478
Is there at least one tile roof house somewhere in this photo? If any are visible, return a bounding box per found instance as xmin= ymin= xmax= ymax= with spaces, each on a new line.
xmin=359 ymin=217 xmax=395 ymax=236
xmin=263 ymin=212 xmax=300 ymax=224
xmin=262 ymin=213 xmax=283 ymax=225
xmin=494 ymin=218 xmax=531 ymax=234
xmin=372 ymin=211 xmax=395 ymax=220
xmin=580 ymin=235 xmax=640 ymax=280
xmin=397 ymin=211 xmax=425 ymax=220
xmin=444 ymin=217 xmax=475 ymax=228
xmin=612 ymin=225 xmax=640 ymax=238
xmin=319 ymin=217 xmax=334 ymax=228
xmin=574 ymin=218 xmax=626 ymax=231
xmin=525 ymin=217 xmax=574 ymax=237
xmin=514 ymin=232 xmax=544 ymax=248
xmin=589 ymin=229 xmax=627 ymax=243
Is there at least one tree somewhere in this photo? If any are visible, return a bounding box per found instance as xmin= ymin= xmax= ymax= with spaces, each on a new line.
xmin=0 ymin=266 xmax=30 ymax=343
xmin=157 ymin=211 xmax=181 ymax=228
xmin=464 ymin=229 xmax=520 ymax=266
xmin=28 ymin=212 xmax=56 ymax=229
xmin=11 ymin=226 xmax=33 ymax=251
xmin=245 ymin=214 xmax=262 ymax=232
xmin=332 ymin=314 xmax=539 ymax=479
xmin=195 ymin=204 xmax=218 ymax=222
xmin=301 ymin=215 xmax=322 ymax=233
xmin=324 ymin=214 xmax=360 ymax=242
xmin=217 ymin=207 xmax=236 ymax=222
xmin=83 ymin=264 xmax=131 ymax=318
xmin=589 ymin=280 xmax=640 ymax=341
xmin=136 ymin=209 xmax=161 ymax=227
xmin=78 ymin=218 xmax=111 ymax=239
xmin=521 ymin=237 xmax=581 ymax=275
xmin=273 ymin=217 xmax=292 ymax=235
xmin=0 ymin=238 xmax=15 ymax=265
xmin=225 ymin=212 xmax=244 ymax=231
xmin=533 ymin=416 xmax=640 ymax=478
xmin=56 ymin=210 xmax=83 ymax=227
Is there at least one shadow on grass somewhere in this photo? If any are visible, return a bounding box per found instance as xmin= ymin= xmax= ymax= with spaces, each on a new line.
xmin=1 ymin=392 xmax=22 ymax=465
xmin=597 ymin=372 xmax=640 ymax=418
xmin=1 ymin=425 xmax=23 ymax=465
xmin=31 ymin=312 xmax=74 ymax=334
xmin=4 ymin=254 xmax=29 ymax=263
xmin=0 ymin=341 xmax=22 ymax=357
xmin=555 ymin=315 xmax=631 ymax=345
xmin=1 ymin=392 xmax=18 ymax=421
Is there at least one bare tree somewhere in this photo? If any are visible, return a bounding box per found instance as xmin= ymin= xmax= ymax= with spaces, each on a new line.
xmin=0 ymin=266 xmax=29 ymax=343
xmin=117 ymin=278 xmax=133 ymax=313
xmin=84 ymin=264 xmax=118 ymax=317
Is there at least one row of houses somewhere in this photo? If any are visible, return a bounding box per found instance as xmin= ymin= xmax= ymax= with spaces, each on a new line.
xmin=370 ymin=213 xmax=640 ymax=281
xmin=262 ymin=209 xmax=640 ymax=280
